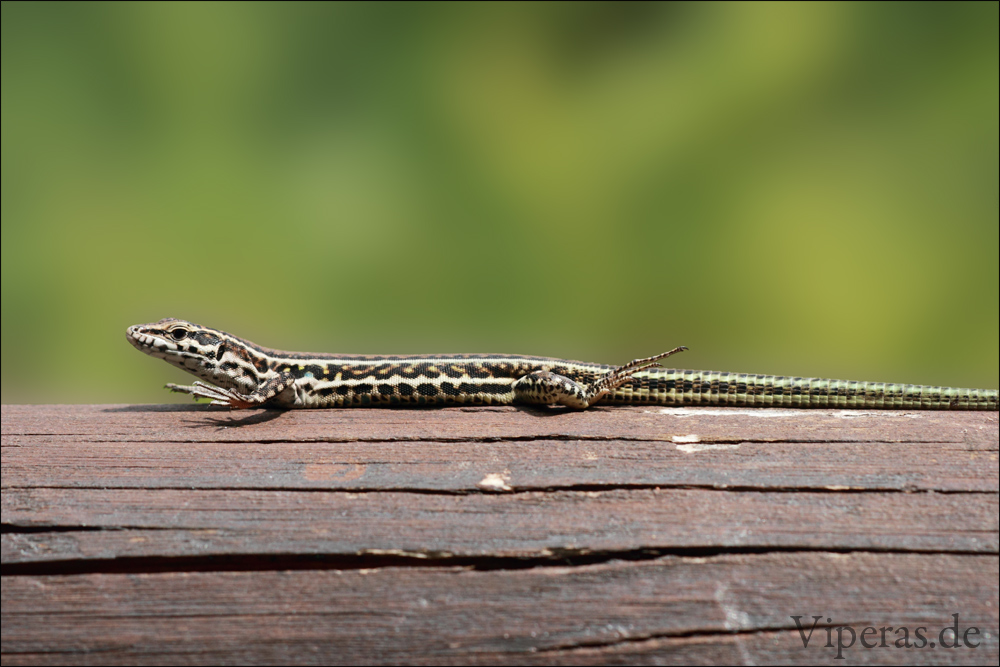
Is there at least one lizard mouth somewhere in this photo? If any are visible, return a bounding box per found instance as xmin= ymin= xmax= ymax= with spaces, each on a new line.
xmin=126 ymin=326 xmax=180 ymax=357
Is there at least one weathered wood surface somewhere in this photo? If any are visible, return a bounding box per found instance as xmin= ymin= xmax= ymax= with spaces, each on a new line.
xmin=2 ymin=404 xmax=998 ymax=665
xmin=4 ymin=554 xmax=997 ymax=665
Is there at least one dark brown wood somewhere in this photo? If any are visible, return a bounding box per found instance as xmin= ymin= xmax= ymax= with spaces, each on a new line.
xmin=3 ymin=437 xmax=996 ymax=492
xmin=2 ymin=404 xmax=997 ymax=665
xmin=3 ymin=403 xmax=995 ymax=445
xmin=2 ymin=554 xmax=996 ymax=664
xmin=3 ymin=487 xmax=997 ymax=564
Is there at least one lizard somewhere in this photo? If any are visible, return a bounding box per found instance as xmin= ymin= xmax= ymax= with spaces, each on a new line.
xmin=127 ymin=318 xmax=998 ymax=411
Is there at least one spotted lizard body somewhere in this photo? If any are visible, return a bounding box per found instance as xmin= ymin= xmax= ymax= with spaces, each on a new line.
xmin=127 ymin=319 xmax=998 ymax=410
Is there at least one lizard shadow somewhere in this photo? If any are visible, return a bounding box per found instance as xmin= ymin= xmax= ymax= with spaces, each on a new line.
xmin=196 ymin=409 xmax=287 ymax=428
xmin=458 ymin=404 xmax=583 ymax=418
xmin=103 ymin=403 xmax=288 ymax=429
xmin=179 ymin=404 xmax=572 ymax=428
xmin=104 ymin=404 xmax=224 ymax=413
xmin=105 ymin=402 xmax=609 ymax=429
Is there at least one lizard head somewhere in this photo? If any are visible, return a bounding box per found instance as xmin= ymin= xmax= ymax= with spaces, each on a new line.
xmin=126 ymin=318 xmax=269 ymax=390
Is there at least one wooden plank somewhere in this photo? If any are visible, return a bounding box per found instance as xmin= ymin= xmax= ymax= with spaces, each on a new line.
xmin=3 ymin=404 xmax=996 ymax=445
xmin=2 ymin=553 xmax=997 ymax=665
xmin=2 ymin=436 xmax=996 ymax=492
xmin=3 ymin=487 xmax=997 ymax=564
xmin=3 ymin=404 xmax=997 ymax=665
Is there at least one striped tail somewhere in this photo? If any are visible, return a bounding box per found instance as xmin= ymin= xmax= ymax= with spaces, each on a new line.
xmin=613 ymin=369 xmax=999 ymax=411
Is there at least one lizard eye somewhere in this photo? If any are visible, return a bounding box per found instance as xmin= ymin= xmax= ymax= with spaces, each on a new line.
xmin=170 ymin=329 xmax=188 ymax=341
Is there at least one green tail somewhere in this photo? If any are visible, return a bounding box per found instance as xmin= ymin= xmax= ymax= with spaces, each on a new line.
xmin=612 ymin=369 xmax=998 ymax=410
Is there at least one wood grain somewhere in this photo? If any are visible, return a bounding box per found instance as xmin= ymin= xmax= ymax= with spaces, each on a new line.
xmin=2 ymin=404 xmax=997 ymax=665
xmin=2 ymin=553 xmax=996 ymax=665
xmin=3 ymin=487 xmax=997 ymax=565
xmin=3 ymin=437 xmax=996 ymax=492
xmin=3 ymin=404 xmax=996 ymax=445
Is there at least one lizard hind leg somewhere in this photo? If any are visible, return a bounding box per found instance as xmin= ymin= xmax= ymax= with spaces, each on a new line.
xmin=513 ymin=346 xmax=688 ymax=409
xmin=588 ymin=346 xmax=687 ymax=401
xmin=513 ymin=371 xmax=594 ymax=409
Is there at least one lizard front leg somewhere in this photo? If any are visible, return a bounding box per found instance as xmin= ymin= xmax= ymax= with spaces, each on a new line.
xmin=513 ymin=347 xmax=687 ymax=409
xmin=167 ymin=371 xmax=295 ymax=409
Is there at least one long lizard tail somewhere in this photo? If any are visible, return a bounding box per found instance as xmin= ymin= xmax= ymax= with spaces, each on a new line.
xmin=611 ymin=368 xmax=998 ymax=410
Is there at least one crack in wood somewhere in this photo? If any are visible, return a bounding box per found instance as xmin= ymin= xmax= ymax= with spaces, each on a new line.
xmin=3 ymin=546 xmax=995 ymax=578
xmin=3 ymin=434 xmax=976 ymax=445
xmin=0 ymin=524 xmax=180 ymax=535
xmin=532 ymin=624 xmax=799 ymax=653
xmin=3 ymin=484 xmax=996 ymax=495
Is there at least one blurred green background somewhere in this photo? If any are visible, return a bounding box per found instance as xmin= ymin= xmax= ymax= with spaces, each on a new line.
xmin=2 ymin=1 xmax=997 ymax=404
